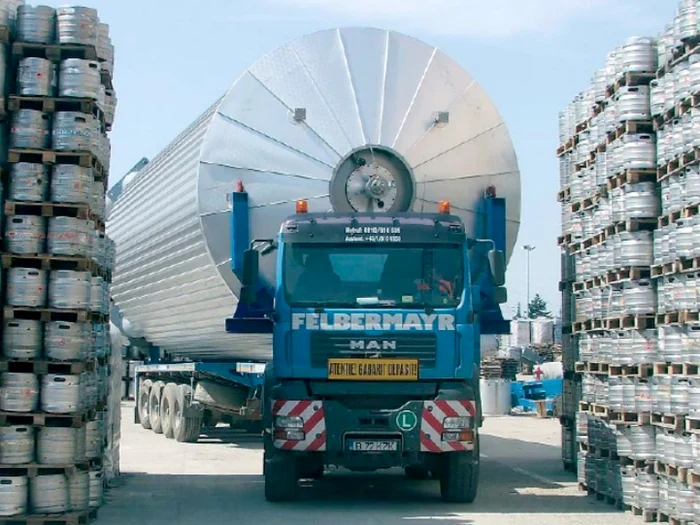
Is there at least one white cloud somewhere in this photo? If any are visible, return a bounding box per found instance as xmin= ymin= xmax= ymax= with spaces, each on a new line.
xmin=265 ymin=0 xmax=630 ymax=38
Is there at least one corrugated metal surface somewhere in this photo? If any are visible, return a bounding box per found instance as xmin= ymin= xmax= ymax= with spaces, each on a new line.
xmin=107 ymin=101 xmax=263 ymax=358
xmin=107 ymin=28 xmax=520 ymax=360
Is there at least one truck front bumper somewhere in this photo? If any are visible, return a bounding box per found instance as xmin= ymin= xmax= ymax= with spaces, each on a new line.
xmin=270 ymin=398 xmax=477 ymax=468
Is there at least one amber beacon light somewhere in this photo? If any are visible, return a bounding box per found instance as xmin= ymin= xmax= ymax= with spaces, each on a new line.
xmin=296 ymin=200 xmax=309 ymax=214
xmin=438 ymin=201 xmax=451 ymax=214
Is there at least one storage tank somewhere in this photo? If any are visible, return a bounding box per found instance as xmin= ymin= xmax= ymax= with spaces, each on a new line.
xmin=531 ymin=317 xmax=554 ymax=345
xmin=510 ymin=319 xmax=531 ymax=347
xmin=107 ymin=27 xmax=521 ymax=359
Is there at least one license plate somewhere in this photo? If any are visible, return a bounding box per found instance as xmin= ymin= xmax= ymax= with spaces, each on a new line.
xmin=347 ymin=440 xmax=399 ymax=452
xmin=327 ymin=358 xmax=418 ymax=381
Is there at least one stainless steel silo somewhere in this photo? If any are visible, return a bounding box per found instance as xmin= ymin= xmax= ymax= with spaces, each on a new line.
xmin=108 ymin=28 xmax=521 ymax=360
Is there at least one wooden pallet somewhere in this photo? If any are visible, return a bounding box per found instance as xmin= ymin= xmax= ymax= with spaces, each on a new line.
xmin=0 ymin=462 xmax=89 ymax=477
xmin=651 ymin=412 xmax=685 ymax=431
xmin=11 ymin=41 xmax=98 ymax=62
xmin=605 ymin=217 xmax=657 ymax=236
xmin=608 ymin=410 xmax=652 ymax=425
xmin=659 ymin=311 xmax=700 ymax=325
xmin=655 ymin=92 xmax=700 ymax=131
xmin=684 ymin=416 xmax=700 ymax=434
xmin=4 ymin=200 xmax=92 ymax=220
xmin=676 ymin=256 xmax=700 ymax=274
xmin=657 ymin=511 xmax=692 ymax=525
xmin=658 ymin=36 xmax=700 ymax=78
xmin=619 ymin=456 xmax=654 ymax=469
xmin=7 ymin=149 xmax=106 ymax=181
xmin=557 ymin=233 xmax=573 ymax=247
xmin=658 ymin=147 xmax=700 ymax=183
xmin=7 ymin=96 xmax=104 ymax=124
xmin=556 ymin=136 xmax=577 ymax=157
xmin=0 ymin=254 xmax=109 ymax=280
xmin=557 ymin=186 xmax=571 ymax=203
xmin=604 ymin=314 xmax=655 ymax=331
xmin=652 ymin=362 xmax=684 ymax=376
xmin=605 ymin=266 xmax=651 ymax=285
xmin=651 ymin=262 xmax=677 ymax=278
xmin=0 ymin=359 xmax=95 ymax=375
xmin=689 ymin=470 xmax=700 ymax=487
xmin=654 ymin=461 xmax=689 ymax=484
xmin=623 ymin=504 xmax=658 ymax=523
xmin=656 ymin=311 xmax=682 ymax=326
xmin=608 ymin=363 xmax=653 ymax=378
xmin=573 ymin=319 xmax=605 ymax=333
xmin=606 ymin=168 xmax=657 ymax=190
xmin=683 ymin=363 xmax=700 ymax=376
xmin=0 ymin=410 xmax=94 ymax=428
xmin=578 ymin=483 xmax=623 ymax=508
xmin=607 ymin=71 xmax=656 ymax=98
xmin=591 ymin=403 xmax=609 ymax=417
xmin=3 ymin=307 xmax=108 ymax=324
xmin=0 ymin=508 xmax=97 ymax=525
xmin=607 ymin=120 xmax=654 ymax=144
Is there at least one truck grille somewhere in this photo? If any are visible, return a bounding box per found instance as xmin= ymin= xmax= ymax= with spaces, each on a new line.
xmin=309 ymin=332 xmax=437 ymax=368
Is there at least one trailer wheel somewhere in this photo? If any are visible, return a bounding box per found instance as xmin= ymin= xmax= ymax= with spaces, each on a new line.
xmin=264 ymin=448 xmax=298 ymax=502
xmin=161 ymin=383 xmax=178 ymax=439
xmin=149 ymin=381 xmax=165 ymax=434
xmin=439 ymin=447 xmax=479 ymax=503
xmin=174 ymin=384 xmax=202 ymax=443
xmin=137 ymin=379 xmax=153 ymax=429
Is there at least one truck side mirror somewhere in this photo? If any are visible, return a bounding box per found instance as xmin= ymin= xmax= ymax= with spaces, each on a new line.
xmin=492 ymin=286 xmax=507 ymax=305
xmin=488 ymin=249 xmax=506 ymax=286
xmin=240 ymin=249 xmax=259 ymax=304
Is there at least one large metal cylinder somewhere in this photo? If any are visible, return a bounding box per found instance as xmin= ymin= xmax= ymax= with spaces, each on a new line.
xmin=107 ymin=28 xmax=521 ymax=359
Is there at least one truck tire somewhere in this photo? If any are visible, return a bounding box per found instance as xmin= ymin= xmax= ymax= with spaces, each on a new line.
xmin=137 ymin=379 xmax=153 ymax=430
xmin=439 ymin=449 xmax=479 ymax=503
xmin=149 ymin=381 xmax=165 ymax=434
xmin=264 ymin=449 xmax=298 ymax=502
xmin=405 ymin=466 xmax=430 ymax=480
xmin=160 ymin=383 xmax=178 ymax=439
xmin=174 ymin=384 xmax=202 ymax=443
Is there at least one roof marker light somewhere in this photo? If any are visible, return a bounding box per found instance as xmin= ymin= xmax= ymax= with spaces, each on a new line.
xmin=296 ymin=200 xmax=308 ymax=214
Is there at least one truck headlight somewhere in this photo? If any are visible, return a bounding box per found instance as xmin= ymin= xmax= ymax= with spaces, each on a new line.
xmin=443 ymin=416 xmax=472 ymax=430
xmin=275 ymin=416 xmax=304 ymax=429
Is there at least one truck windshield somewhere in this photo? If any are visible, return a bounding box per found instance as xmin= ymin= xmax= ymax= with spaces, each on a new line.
xmin=283 ymin=243 xmax=464 ymax=308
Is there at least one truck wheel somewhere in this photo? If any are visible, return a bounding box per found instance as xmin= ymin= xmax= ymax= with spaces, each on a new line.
xmin=137 ymin=379 xmax=153 ymax=429
xmin=264 ymin=449 xmax=298 ymax=501
xmin=161 ymin=383 xmax=178 ymax=439
xmin=174 ymin=384 xmax=202 ymax=443
xmin=149 ymin=381 xmax=165 ymax=434
xmin=405 ymin=466 xmax=430 ymax=480
xmin=439 ymin=450 xmax=479 ymax=503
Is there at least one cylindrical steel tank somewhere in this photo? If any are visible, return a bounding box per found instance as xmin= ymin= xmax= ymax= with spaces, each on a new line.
xmin=17 ymin=5 xmax=55 ymax=44
xmin=479 ymin=379 xmax=512 ymax=415
xmin=107 ymin=28 xmax=521 ymax=359
xmin=17 ymin=57 xmax=55 ymax=96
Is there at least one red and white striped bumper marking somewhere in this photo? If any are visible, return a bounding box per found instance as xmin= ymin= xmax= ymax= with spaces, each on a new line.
xmin=420 ymin=400 xmax=476 ymax=452
xmin=272 ymin=400 xmax=326 ymax=452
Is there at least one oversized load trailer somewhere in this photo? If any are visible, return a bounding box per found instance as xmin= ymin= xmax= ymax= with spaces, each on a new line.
xmin=107 ymin=28 xmax=520 ymax=500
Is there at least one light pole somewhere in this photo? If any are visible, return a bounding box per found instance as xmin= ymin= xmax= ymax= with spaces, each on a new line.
xmin=523 ymin=245 xmax=536 ymax=319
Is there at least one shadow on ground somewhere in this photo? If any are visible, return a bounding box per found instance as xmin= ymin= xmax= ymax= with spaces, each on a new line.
xmin=195 ymin=427 xmax=264 ymax=450
xmin=97 ymin=433 xmax=619 ymax=525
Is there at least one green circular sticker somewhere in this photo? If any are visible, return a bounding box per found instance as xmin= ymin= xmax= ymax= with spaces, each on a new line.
xmin=396 ymin=410 xmax=418 ymax=432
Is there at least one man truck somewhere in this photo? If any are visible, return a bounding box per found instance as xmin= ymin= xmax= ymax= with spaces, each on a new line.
xmin=106 ymin=27 xmax=521 ymax=503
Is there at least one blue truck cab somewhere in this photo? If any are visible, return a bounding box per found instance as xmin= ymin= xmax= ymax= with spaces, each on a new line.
xmin=228 ymin=189 xmax=508 ymax=503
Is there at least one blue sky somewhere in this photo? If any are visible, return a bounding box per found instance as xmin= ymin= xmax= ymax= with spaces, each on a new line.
xmin=45 ymin=0 xmax=679 ymax=315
